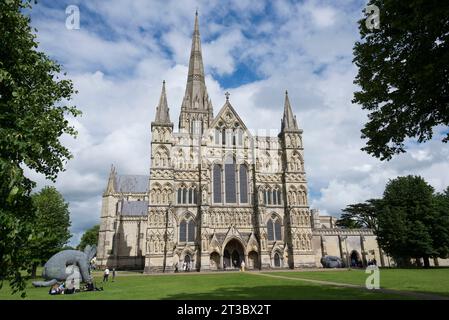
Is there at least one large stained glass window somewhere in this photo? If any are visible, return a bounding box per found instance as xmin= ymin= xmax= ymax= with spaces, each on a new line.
xmin=239 ymin=165 xmax=248 ymax=203
xmin=179 ymin=220 xmax=187 ymax=242
xmin=274 ymin=219 xmax=282 ymax=240
xmin=213 ymin=164 xmax=222 ymax=203
xmin=225 ymin=157 xmax=236 ymax=203
xmin=180 ymin=219 xmax=195 ymax=242
xmin=188 ymin=220 xmax=195 ymax=242
xmin=267 ymin=219 xmax=274 ymax=241
xmin=267 ymin=217 xmax=282 ymax=241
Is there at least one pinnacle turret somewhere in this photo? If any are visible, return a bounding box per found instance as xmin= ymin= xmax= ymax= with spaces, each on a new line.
xmin=104 ymin=164 xmax=116 ymax=195
xmin=153 ymin=80 xmax=171 ymax=125
xmin=281 ymin=90 xmax=299 ymax=132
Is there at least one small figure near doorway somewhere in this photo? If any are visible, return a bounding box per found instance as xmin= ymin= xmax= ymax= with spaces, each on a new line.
xmin=240 ymin=260 xmax=245 ymax=272
xmin=223 ymin=261 xmax=227 ymax=271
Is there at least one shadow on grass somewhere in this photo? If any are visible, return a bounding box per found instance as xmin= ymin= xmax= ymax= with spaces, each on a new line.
xmin=160 ymin=284 xmax=411 ymax=300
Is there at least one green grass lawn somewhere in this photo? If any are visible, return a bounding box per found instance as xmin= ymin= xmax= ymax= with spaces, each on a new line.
xmin=2 ymin=268 xmax=447 ymax=300
xmin=0 ymin=271 xmax=412 ymax=300
xmin=268 ymin=268 xmax=449 ymax=297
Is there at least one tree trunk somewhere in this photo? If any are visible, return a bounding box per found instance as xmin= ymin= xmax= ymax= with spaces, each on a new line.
xmin=433 ymin=257 xmax=439 ymax=267
xmin=415 ymin=257 xmax=422 ymax=267
xmin=31 ymin=262 xmax=38 ymax=278
xmin=423 ymin=256 xmax=430 ymax=268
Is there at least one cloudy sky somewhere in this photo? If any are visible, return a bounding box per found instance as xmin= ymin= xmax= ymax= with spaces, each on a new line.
xmin=26 ymin=0 xmax=449 ymax=246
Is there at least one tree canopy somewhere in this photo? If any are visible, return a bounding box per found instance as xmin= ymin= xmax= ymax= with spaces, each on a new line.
xmin=336 ymin=199 xmax=381 ymax=231
xmin=77 ymin=225 xmax=100 ymax=252
xmin=353 ymin=0 xmax=449 ymax=160
xmin=0 ymin=0 xmax=80 ymax=295
xmin=337 ymin=177 xmax=449 ymax=267
xmin=29 ymin=186 xmax=71 ymax=277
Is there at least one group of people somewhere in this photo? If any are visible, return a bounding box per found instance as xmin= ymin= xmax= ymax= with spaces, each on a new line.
xmin=49 ymin=279 xmax=76 ymax=295
xmin=48 ymin=279 xmax=104 ymax=295
xmin=182 ymin=261 xmax=193 ymax=272
xmin=173 ymin=261 xmax=194 ymax=272
xmin=223 ymin=260 xmax=246 ymax=271
xmin=350 ymin=258 xmax=378 ymax=268
xmin=367 ymin=258 xmax=378 ymax=266
xmin=102 ymin=267 xmax=116 ymax=282
xmin=174 ymin=261 xmax=192 ymax=272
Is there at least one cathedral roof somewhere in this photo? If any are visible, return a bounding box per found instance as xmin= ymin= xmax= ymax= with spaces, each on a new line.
xmin=121 ymin=200 xmax=148 ymax=216
xmin=115 ymin=175 xmax=149 ymax=193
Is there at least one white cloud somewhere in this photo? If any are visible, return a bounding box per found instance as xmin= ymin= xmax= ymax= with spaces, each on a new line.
xmin=308 ymin=5 xmax=338 ymax=28
xmin=26 ymin=0 xmax=449 ymax=246
xmin=311 ymin=179 xmax=378 ymax=215
xmin=410 ymin=149 xmax=433 ymax=162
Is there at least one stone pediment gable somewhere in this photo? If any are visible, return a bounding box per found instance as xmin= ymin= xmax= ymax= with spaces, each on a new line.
xmin=210 ymin=101 xmax=249 ymax=131
xmin=223 ymin=225 xmax=248 ymax=244
xmin=269 ymin=241 xmax=285 ymax=253
xmin=248 ymin=232 xmax=258 ymax=244
xmin=209 ymin=233 xmax=222 ymax=251
xmin=212 ymin=233 xmax=227 ymax=245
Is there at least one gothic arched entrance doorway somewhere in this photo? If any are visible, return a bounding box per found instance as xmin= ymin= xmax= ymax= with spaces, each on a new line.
xmin=210 ymin=252 xmax=220 ymax=270
xmin=274 ymin=252 xmax=281 ymax=267
xmin=223 ymin=239 xmax=245 ymax=269
xmin=183 ymin=254 xmax=192 ymax=271
xmin=350 ymin=250 xmax=362 ymax=268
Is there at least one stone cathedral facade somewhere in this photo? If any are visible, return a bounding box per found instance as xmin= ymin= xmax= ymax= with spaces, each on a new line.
xmin=96 ymin=13 xmax=397 ymax=272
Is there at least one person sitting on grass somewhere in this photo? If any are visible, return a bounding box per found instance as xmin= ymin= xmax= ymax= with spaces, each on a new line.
xmin=84 ymin=281 xmax=104 ymax=292
xmin=49 ymin=283 xmax=62 ymax=295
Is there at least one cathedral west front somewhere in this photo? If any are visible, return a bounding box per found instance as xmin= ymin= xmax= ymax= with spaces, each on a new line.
xmin=96 ymin=12 xmax=391 ymax=272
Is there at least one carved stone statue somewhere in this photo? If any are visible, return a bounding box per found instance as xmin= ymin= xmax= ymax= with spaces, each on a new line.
xmin=32 ymin=245 xmax=96 ymax=287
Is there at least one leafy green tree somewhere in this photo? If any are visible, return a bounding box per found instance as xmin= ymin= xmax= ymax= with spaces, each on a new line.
xmin=336 ymin=199 xmax=381 ymax=230
xmin=29 ymin=186 xmax=71 ymax=278
xmin=353 ymin=0 xmax=449 ymax=160
xmin=77 ymin=225 xmax=100 ymax=251
xmin=0 ymin=0 xmax=80 ymax=295
xmin=376 ymin=176 xmax=437 ymax=267
xmin=431 ymin=187 xmax=449 ymax=261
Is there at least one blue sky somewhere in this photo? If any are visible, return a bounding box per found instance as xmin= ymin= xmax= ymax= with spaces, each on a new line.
xmin=25 ymin=0 xmax=449 ymax=246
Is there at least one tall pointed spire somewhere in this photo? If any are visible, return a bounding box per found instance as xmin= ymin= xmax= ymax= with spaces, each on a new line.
xmin=154 ymin=80 xmax=171 ymax=124
xmin=184 ymin=11 xmax=207 ymax=108
xmin=281 ymin=90 xmax=299 ymax=132
xmin=179 ymin=11 xmax=213 ymax=132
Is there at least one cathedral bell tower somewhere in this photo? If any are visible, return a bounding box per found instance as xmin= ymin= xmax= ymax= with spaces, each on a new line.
xmin=145 ymin=80 xmax=175 ymax=272
xmin=279 ymin=91 xmax=314 ymax=268
xmin=178 ymin=11 xmax=213 ymax=135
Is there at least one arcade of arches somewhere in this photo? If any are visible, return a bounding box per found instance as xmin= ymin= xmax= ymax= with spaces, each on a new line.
xmin=208 ymin=238 xmax=262 ymax=270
